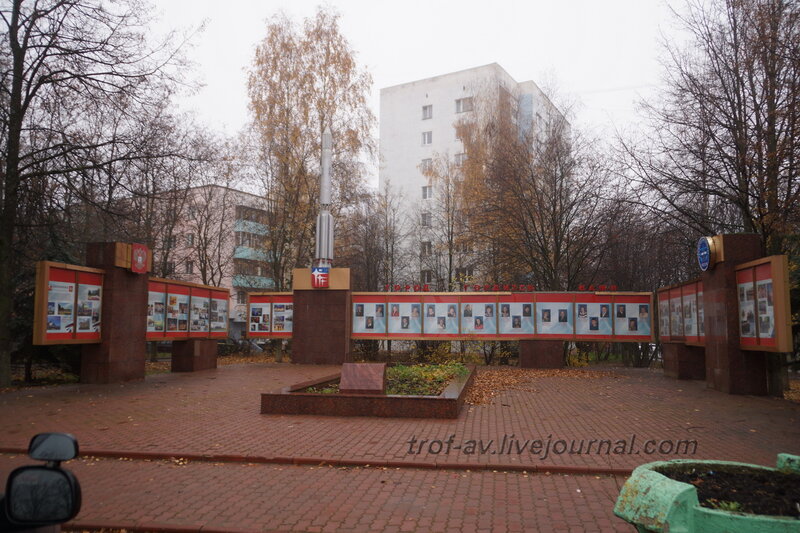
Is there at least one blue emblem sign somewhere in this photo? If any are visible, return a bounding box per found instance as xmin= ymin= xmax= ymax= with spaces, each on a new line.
xmin=697 ymin=237 xmax=712 ymax=271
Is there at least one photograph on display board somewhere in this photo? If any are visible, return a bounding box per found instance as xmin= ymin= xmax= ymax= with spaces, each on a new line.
xmin=669 ymin=296 xmax=683 ymax=337
xmin=210 ymin=297 xmax=228 ymax=332
xmin=498 ymin=301 xmax=534 ymax=334
xmin=272 ymin=303 xmax=293 ymax=334
xmin=249 ymin=303 xmax=271 ymax=333
xmin=147 ymin=291 xmax=166 ymax=332
xmin=423 ymin=302 xmax=458 ymax=334
xmin=756 ymin=279 xmax=774 ymax=338
xmin=387 ymin=302 xmax=422 ymax=334
xmin=47 ymin=280 xmax=75 ymax=333
xmin=658 ymin=296 xmax=670 ymax=338
xmin=697 ymin=291 xmax=705 ymax=337
xmin=615 ymin=303 xmax=651 ymax=336
xmin=190 ymin=296 xmax=210 ymax=332
xmin=167 ymin=293 xmax=190 ymax=332
xmin=575 ymin=301 xmax=612 ymax=336
xmin=536 ymin=302 xmax=573 ymax=335
xmin=738 ymin=281 xmax=756 ymax=338
xmin=682 ymin=294 xmax=697 ymax=337
xmin=460 ymin=302 xmax=496 ymax=334
xmin=76 ymin=284 xmax=102 ymax=332
xmin=353 ymin=302 xmax=387 ymax=334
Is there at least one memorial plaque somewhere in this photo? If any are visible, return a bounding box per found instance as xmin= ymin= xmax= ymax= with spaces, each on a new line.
xmin=339 ymin=363 xmax=386 ymax=395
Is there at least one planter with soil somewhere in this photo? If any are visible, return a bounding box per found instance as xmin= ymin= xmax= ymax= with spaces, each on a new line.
xmin=260 ymin=363 xmax=476 ymax=419
xmin=614 ymin=453 xmax=800 ymax=532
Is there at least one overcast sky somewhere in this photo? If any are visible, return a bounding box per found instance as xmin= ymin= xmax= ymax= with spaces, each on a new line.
xmin=156 ymin=0 xmax=681 ymax=177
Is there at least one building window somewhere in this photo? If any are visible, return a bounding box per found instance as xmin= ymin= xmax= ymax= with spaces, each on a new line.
xmin=185 ymin=261 xmax=194 ymax=275
xmin=422 ymin=185 xmax=433 ymax=199
xmin=421 ymin=270 xmax=434 ymax=284
xmin=421 ymin=212 xmax=431 ymax=227
xmin=421 ymin=241 xmax=432 ymax=256
xmin=235 ymin=205 xmax=268 ymax=224
xmin=165 ymin=261 xmax=175 ymax=275
xmin=422 ymin=105 xmax=432 ymax=120
xmin=454 ymin=153 xmax=467 ymax=166
xmin=164 ymin=235 xmax=176 ymax=249
xmin=236 ymin=231 xmax=260 ymax=248
xmin=237 ymin=291 xmax=246 ymax=304
xmin=455 ymin=267 xmax=474 ymax=279
xmin=455 ymin=97 xmax=474 ymax=113
xmin=420 ymin=158 xmax=432 ymax=173
xmin=186 ymin=233 xmax=195 ymax=246
xmin=421 ymin=131 xmax=432 ymax=145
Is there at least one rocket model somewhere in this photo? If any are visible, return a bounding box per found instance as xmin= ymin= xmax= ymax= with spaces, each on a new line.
xmin=312 ymin=127 xmax=334 ymax=288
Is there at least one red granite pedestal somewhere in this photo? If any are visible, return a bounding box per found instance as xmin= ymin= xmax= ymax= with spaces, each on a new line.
xmin=340 ymin=362 xmax=386 ymax=394
xmin=81 ymin=242 xmax=147 ymax=384
xmin=519 ymin=340 xmax=564 ymax=368
xmin=291 ymin=268 xmax=352 ymax=365
xmin=662 ymin=343 xmax=705 ymax=380
xmin=702 ymin=234 xmax=767 ymax=395
xmin=172 ymin=339 xmax=217 ymax=372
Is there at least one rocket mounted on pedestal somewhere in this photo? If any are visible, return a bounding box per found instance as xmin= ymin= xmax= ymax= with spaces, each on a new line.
xmin=312 ymin=127 xmax=334 ymax=288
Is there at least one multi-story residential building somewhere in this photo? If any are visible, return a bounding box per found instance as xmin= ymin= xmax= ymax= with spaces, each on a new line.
xmin=378 ymin=63 xmax=563 ymax=287
xmin=171 ymin=185 xmax=273 ymax=338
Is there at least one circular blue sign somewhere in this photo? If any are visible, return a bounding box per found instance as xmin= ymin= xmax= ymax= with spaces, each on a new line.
xmin=697 ymin=237 xmax=711 ymax=271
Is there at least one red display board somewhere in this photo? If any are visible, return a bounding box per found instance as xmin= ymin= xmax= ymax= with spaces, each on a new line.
xmin=384 ymin=294 xmax=423 ymax=339
xmin=349 ymin=291 xmax=655 ymax=343
xmin=34 ymin=261 xmax=104 ymax=345
xmin=460 ymin=294 xmax=500 ymax=340
xmin=534 ymin=293 xmax=575 ymax=339
xmin=352 ymin=294 xmax=387 ymax=339
xmin=574 ymin=293 xmax=614 ymax=341
xmin=657 ymin=289 xmax=671 ymax=342
xmin=246 ymin=293 xmax=293 ymax=338
xmin=497 ymin=294 xmax=536 ymax=339
xmin=422 ymin=294 xmax=461 ymax=338
xmin=735 ymin=256 xmax=791 ymax=352
xmin=611 ymin=293 xmax=653 ymax=342
xmin=658 ymin=281 xmax=702 ymax=345
xmin=147 ymin=278 xmax=229 ymax=341
xmin=681 ymin=282 xmax=701 ymax=344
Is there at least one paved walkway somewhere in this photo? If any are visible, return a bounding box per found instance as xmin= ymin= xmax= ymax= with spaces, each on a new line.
xmin=1 ymin=363 xmax=798 ymax=532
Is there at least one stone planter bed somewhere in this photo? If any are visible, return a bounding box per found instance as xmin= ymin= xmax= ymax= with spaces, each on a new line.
xmin=614 ymin=453 xmax=800 ymax=532
xmin=260 ymin=364 xmax=476 ymax=419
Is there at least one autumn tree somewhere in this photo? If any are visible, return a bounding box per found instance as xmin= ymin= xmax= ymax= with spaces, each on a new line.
xmin=246 ymin=7 xmax=375 ymax=290
xmin=458 ymin=90 xmax=615 ymax=291
xmin=418 ymin=152 xmax=475 ymax=291
xmin=619 ymin=0 xmax=800 ymax=256
xmin=338 ymin=182 xmax=411 ymax=291
xmin=618 ymin=0 xmax=799 ymax=389
xmin=0 ymin=0 xmax=187 ymax=385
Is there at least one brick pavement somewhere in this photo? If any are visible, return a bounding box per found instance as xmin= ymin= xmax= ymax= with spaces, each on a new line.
xmin=1 ymin=364 xmax=797 ymax=471
xmin=0 ymin=454 xmax=628 ymax=532
xmin=1 ymin=363 xmax=799 ymax=531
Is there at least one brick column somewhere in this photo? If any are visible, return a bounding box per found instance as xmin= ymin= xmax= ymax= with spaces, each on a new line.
xmin=81 ymin=243 xmax=147 ymax=383
xmin=519 ymin=340 xmax=564 ymax=368
xmin=662 ymin=344 xmax=705 ymax=380
xmin=291 ymin=268 xmax=352 ymax=365
xmin=172 ymin=339 xmax=217 ymax=372
xmin=702 ymin=234 xmax=767 ymax=394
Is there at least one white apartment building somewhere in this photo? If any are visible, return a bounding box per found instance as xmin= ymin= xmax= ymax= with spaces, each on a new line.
xmin=378 ymin=63 xmax=563 ymax=285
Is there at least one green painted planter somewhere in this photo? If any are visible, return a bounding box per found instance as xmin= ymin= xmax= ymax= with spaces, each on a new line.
xmin=614 ymin=454 xmax=800 ymax=532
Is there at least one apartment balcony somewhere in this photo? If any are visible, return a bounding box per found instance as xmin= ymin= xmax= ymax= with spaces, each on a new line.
xmin=234 ymin=219 xmax=268 ymax=235
xmin=232 ymin=274 xmax=275 ymax=290
xmin=234 ymin=246 xmax=270 ymax=261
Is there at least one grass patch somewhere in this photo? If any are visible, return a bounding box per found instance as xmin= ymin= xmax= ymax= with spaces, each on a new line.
xmin=386 ymin=363 xmax=469 ymax=396
xmin=305 ymin=363 xmax=469 ymax=396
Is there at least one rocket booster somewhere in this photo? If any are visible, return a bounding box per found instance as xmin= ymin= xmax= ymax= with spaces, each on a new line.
xmin=315 ymin=127 xmax=334 ymax=267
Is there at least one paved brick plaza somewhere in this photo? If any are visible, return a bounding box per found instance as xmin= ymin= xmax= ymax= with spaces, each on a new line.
xmin=1 ymin=363 xmax=798 ymax=532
